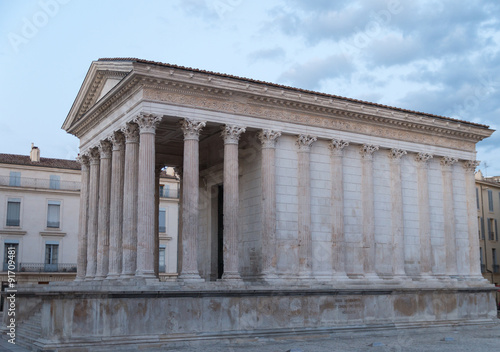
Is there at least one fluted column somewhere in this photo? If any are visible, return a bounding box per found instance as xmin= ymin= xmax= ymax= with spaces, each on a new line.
xmin=296 ymin=134 xmax=317 ymax=279
xmin=179 ymin=118 xmax=206 ymax=282
xmin=329 ymin=139 xmax=349 ymax=280
xmin=154 ymin=164 xmax=163 ymax=277
xmin=220 ymin=125 xmax=246 ymax=280
xmin=85 ymin=148 xmax=100 ymax=279
xmin=258 ymin=130 xmax=281 ymax=280
xmin=174 ymin=167 xmax=183 ymax=277
xmin=135 ymin=113 xmax=162 ymax=278
xmin=441 ymin=156 xmax=459 ymax=278
xmin=95 ymin=140 xmax=112 ymax=280
xmin=415 ymin=152 xmax=433 ymax=278
xmin=121 ymin=123 xmax=139 ymax=277
xmin=107 ymin=132 xmax=125 ymax=279
xmin=389 ymin=148 xmax=407 ymax=279
xmin=464 ymin=160 xmax=483 ymax=279
xmin=75 ymin=154 xmax=90 ymax=281
xmin=360 ymin=144 xmax=379 ymax=279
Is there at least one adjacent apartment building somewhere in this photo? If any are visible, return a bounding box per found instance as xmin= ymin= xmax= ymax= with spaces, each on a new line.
xmin=0 ymin=144 xmax=180 ymax=289
xmin=0 ymin=144 xmax=81 ymax=292
xmin=476 ymin=170 xmax=500 ymax=308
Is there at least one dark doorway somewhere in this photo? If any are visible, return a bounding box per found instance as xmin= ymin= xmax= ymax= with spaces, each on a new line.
xmin=217 ymin=184 xmax=224 ymax=279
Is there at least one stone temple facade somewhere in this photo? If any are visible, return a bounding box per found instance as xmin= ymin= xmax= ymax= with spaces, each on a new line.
xmin=9 ymin=58 xmax=498 ymax=350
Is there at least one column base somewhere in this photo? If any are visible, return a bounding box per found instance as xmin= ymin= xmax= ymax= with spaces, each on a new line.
xmin=135 ymin=270 xmax=156 ymax=278
xmin=221 ymin=272 xmax=242 ymax=281
xmin=105 ymin=273 xmax=121 ymax=280
xmin=178 ymin=272 xmax=204 ymax=283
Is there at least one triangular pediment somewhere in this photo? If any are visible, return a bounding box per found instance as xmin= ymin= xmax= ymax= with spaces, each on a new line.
xmin=62 ymin=60 xmax=134 ymax=133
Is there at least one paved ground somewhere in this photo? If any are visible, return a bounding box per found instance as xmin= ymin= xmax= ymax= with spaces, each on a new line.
xmin=1 ymin=322 xmax=499 ymax=351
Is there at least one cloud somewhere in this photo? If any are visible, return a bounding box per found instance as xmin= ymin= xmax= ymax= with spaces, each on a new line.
xmin=248 ymin=47 xmax=286 ymax=63
xmin=278 ymin=55 xmax=355 ymax=90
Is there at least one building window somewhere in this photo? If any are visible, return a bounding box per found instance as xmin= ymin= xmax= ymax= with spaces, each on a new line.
xmin=9 ymin=172 xmax=20 ymax=187
xmin=159 ymin=208 xmax=166 ymax=233
xmin=6 ymin=198 xmax=21 ymax=227
xmin=159 ymin=246 xmax=166 ymax=273
xmin=480 ymin=217 xmax=485 ymax=239
xmin=47 ymin=200 xmax=61 ymax=228
xmin=3 ymin=242 xmax=18 ymax=272
xmin=476 ymin=188 xmax=480 ymax=209
xmin=480 ymin=247 xmax=485 ymax=273
xmin=488 ymin=190 xmax=493 ymax=211
xmin=45 ymin=242 xmax=58 ymax=272
xmin=487 ymin=218 xmax=496 ymax=241
xmin=493 ymin=249 xmax=499 ymax=273
xmin=49 ymin=175 xmax=60 ymax=190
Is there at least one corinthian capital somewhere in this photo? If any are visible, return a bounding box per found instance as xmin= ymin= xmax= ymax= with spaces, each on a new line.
xmin=76 ymin=154 xmax=89 ymax=167
xmin=88 ymin=148 xmax=100 ymax=165
xmin=134 ymin=113 xmax=162 ymax=133
xmin=109 ymin=131 xmax=125 ymax=151
xmin=329 ymin=139 xmax=349 ymax=156
xmin=121 ymin=122 xmax=139 ymax=143
xmin=258 ymin=129 xmax=281 ymax=149
xmin=221 ymin=125 xmax=246 ymax=144
xmin=180 ymin=118 xmax=206 ymax=140
xmin=360 ymin=144 xmax=379 ymax=159
xmin=415 ymin=152 xmax=433 ymax=163
xmin=98 ymin=140 xmax=112 ymax=159
xmin=389 ymin=148 xmax=407 ymax=160
xmin=463 ymin=160 xmax=481 ymax=172
xmin=440 ymin=156 xmax=458 ymax=167
xmin=296 ymin=134 xmax=317 ymax=152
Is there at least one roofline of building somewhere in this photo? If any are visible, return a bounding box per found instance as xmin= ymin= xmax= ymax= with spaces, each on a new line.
xmin=98 ymin=57 xmax=491 ymax=130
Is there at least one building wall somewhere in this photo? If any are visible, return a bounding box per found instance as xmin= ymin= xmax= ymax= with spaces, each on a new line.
xmin=476 ymin=175 xmax=500 ymax=307
xmin=0 ymin=163 xmax=80 ymax=288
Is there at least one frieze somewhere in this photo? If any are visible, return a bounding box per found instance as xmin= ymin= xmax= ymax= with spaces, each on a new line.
xmin=142 ymin=88 xmax=477 ymax=152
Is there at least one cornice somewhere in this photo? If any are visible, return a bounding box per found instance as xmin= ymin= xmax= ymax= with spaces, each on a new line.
xmin=66 ymin=65 xmax=494 ymax=146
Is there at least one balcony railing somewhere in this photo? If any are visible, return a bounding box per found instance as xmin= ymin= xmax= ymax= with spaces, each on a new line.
xmin=494 ymin=265 xmax=500 ymax=274
xmin=489 ymin=232 xmax=496 ymax=241
xmin=0 ymin=175 xmax=80 ymax=191
xmin=159 ymin=188 xmax=179 ymax=199
xmin=2 ymin=262 xmax=77 ymax=273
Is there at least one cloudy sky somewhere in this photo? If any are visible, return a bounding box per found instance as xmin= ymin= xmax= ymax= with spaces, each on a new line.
xmin=1 ymin=0 xmax=499 ymax=174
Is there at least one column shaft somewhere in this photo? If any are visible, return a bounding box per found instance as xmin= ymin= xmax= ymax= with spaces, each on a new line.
xmin=361 ymin=145 xmax=379 ymax=278
xmin=259 ymin=130 xmax=281 ymax=280
xmin=85 ymin=149 xmax=100 ymax=279
xmin=221 ymin=125 xmax=246 ymax=280
xmin=107 ymin=133 xmax=125 ymax=279
xmin=330 ymin=140 xmax=349 ymax=279
xmin=135 ymin=113 xmax=162 ymax=278
xmin=464 ymin=160 xmax=483 ymax=278
xmin=296 ymin=135 xmax=316 ymax=278
xmin=121 ymin=123 xmax=139 ymax=277
xmin=75 ymin=155 xmax=89 ymax=281
xmin=441 ymin=157 xmax=459 ymax=277
xmin=179 ymin=119 xmax=206 ymax=281
xmin=95 ymin=141 xmax=112 ymax=279
xmin=390 ymin=149 xmax=407 ymax=277
xmin=416 ymin=153 xmax=433 ymax=277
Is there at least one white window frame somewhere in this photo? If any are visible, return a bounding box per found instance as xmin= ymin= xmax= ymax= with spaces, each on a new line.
xmin=46 ymin=199 xmax=62 ymax=230
xmin=5 ymin=197 xmax=22 ymax=228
